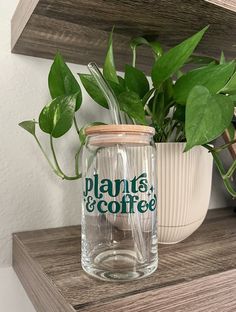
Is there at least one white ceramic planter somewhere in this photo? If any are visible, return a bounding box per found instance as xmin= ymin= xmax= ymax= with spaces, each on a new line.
xmin=156 ymin=143 xmax=213 ymax=244
xmin=95 ymin=142 xmax=213 ymax=244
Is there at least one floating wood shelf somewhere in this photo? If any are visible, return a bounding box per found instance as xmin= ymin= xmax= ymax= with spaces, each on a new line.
xmin=11 ymin=0 xmax=236 ymax=72
xmin=13 ymin=208 xmax=236 ymax=312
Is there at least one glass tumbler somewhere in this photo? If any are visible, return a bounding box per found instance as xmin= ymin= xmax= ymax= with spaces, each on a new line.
xmin=81 ymin=125 xmax=158 ymax=281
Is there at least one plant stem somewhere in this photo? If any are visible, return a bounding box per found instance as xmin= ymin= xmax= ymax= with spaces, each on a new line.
xmin=50 ymin=135 xmax=81 ymax=180
xmin=143 ymin=88 xmax=155 ymax=106
xmin=132 ymin=49 xmax=136 ymax=67
xmin=143 ymin=89 xmax=155 ymax=117
xmin=144 ymin=105 xmax=152 ymax=117
xmin=152 ymin=90 xmax=159 ymax=116
xmin=34 ymin=135 xmax=62 ymax=177
xmin=212 ymin=139 xmax=236 ymax=153
xmin=204 ymin=144 xmax=236 ymax=197
xmin=223 ymin=160 xmax=236 ymax=179
xmin=75 ymin=144 xmax=83 ymax=176
xmin=74 ymin=117 xmax=80 ymax=136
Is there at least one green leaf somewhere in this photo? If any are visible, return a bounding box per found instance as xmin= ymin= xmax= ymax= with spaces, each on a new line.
xmin=151 ymin=26 xmax=208 ymax=86
xmin=19 ymin=120 xmax=36 ymax=136
xmin=79 ymin=74 xmax=108 ymax=108
xmin=173 ymin=105 xmax=185 ymax=122
xmin=151 ymin=92 xmax=165 ymax=124
xmin=186 ymin=55 xmax=218 ymax=65
xmin=163 ymin=78 xmax=174 ymax=104
xmin=48 ymin=52 xmax=82 ymax=111
xmin=39 ymin=94 xmax=76 ymax=138
xmin=174 ymin=62 xmax=235 ymax=104
xmin=103 ymin=29 xmax=119 ymax=84
xmin=108 ymin=80 xmax=125 ymax=98
xmin=79 ymin=74 xmax=124 ymax=109
xmin=185 ymin=86 xmax=234 ymax=151
xmin=118 ymin=91 xmax=147 ymax=125
xmin=220 ymin=70 xmax=236 ymax=94
xmin=130 ymin=37 xmax=163 ymax=65
xmin=118 ymin=76 xmax=126 ymax=89
xmin=142 ymin=88 xmax=155 ymax=106
xmin=124 ymin=65 xmax=149 ymax=98
xmin=229 ymin=94 xmax=236 ymax=103
xmin=227 ymin=123 xmax=235 ymax=141
xmin=148 ymin=41 xmax=163 ymax=58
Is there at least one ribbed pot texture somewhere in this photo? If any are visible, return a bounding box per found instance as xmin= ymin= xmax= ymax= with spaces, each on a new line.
xmin=156 ymin=143 xmax=213 ymax=244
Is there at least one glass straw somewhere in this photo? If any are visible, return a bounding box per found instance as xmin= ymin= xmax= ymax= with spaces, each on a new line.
xmin=87 ymin=62 xmax=147 ymax=263
xmin=87 ymin=62 xmax=123 ymax=124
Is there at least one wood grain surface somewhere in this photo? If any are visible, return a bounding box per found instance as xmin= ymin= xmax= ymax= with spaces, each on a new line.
xmin=11 ymin=0 xmax=236 ymax=72
xmin=206 ymin=0 xmax=236 ymax=11
xmin=13 ymin=207 xmax=236 ymax=312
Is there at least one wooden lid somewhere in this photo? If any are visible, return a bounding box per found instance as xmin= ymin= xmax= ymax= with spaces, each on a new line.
xmin=85 ymin=125 xmax=155 ymax=136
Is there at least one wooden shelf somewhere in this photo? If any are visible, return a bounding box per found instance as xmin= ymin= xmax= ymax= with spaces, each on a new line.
xmin=11 ymin=0 xmax=236 ymax=72
xmin=13 ymin=208 xmax=236 ymax=312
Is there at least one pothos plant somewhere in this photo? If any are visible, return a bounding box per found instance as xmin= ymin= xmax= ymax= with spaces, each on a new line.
xmin=19 ymin=26 xmax=236 ymax=196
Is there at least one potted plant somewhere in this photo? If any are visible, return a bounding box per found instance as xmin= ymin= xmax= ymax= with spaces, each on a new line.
xmin=19 ymin=26 xmax=236 ymax=243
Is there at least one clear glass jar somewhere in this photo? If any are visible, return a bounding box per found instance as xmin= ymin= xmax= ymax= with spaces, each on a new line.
xmin=81 ymin=125 xmax=158 ymax=281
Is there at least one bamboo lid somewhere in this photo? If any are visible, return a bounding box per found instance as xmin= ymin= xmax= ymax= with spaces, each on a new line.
xmin=85 ymin=125 xmax=155 ymax=136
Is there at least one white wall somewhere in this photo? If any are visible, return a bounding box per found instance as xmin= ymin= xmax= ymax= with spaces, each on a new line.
xmin=0 ymin=0 xmax=111 ymax=266
xmin=0 ymin=1 xmax=234 ymax=266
